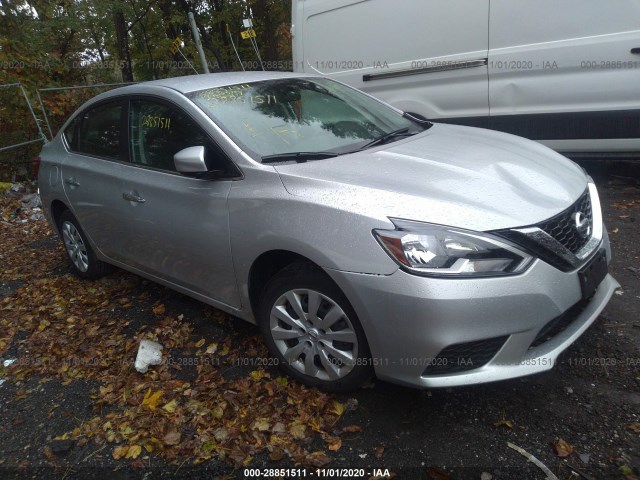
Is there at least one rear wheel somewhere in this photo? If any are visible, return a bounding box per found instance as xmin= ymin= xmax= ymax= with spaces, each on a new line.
xmin=58 ymin=210 xmax=111 ymax=279
xmin=258 ymin=263 xmax=372 ymax=391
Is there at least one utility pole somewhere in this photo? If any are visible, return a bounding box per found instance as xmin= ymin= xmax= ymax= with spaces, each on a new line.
xmin=188 ymin=12 xmax=210 ymax=74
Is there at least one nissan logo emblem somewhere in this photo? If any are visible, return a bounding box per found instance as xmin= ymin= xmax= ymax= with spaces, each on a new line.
xmin=574 ymin=212 xmax=592 ymax=239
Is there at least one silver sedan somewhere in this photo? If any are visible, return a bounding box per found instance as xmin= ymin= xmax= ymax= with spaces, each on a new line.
xmin=38 ymin=72 xmax=619 ymax=390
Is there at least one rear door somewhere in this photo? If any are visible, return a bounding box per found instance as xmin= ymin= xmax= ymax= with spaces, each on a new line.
xmin=60 ymin=99 xmax=131 ymax=261
xmin=488 ymin=0 xmax=640 ymax=152
xmin=295 ymin=0 xmax=490 ymax=123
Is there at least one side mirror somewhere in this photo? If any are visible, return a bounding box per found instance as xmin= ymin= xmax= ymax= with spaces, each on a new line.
xmin=174 ymin=146 xmax=208 ymax=174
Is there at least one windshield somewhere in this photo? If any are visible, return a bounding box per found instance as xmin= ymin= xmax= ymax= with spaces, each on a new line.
xmin=187 ymin=77 xmax=426 ymax=162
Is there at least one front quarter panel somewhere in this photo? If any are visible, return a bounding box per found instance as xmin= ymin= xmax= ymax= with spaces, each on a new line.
xmin=228 ymin=165 xmax=399 ymax=317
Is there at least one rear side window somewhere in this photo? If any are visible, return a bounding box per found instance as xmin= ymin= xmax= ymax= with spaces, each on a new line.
xmin=77 ymin=102 xmax=123 ymax=159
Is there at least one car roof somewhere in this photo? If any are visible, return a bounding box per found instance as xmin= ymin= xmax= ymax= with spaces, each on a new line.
xmin=118 ymin=71 xmax=313 ymax=95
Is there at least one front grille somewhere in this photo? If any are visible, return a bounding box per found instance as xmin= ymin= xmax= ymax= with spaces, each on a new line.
xmin=529 ymin=300 xmax=588 ymax=349
xmin=422 ymin=335 xmax=509 ymax=376
xmin=538 ymin=189 xmax=592 ymax=254
xmin=493 ymin=188 xmax=594 ymax=272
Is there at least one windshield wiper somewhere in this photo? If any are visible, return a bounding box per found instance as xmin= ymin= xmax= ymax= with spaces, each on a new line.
xmin=403 ymin=111 xmax=433 ymax=127
xmin=358 ymin=127 xmax=415 ymax=150
xmin=261 ymin=151 xmax=339 ymax=164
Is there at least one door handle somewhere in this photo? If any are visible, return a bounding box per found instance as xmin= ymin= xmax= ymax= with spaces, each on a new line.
xmin=122 ymin=192 xmax=146 ymax=203
xmin=631 ymin=48 xmax=640 ymax=54
xmin=64 ymin=177 xmax=80 ymax=187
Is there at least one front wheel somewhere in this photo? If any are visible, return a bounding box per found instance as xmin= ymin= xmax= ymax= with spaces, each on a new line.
xmin=258 ymin=263 xmax=372 ymax=391
xmin=58 ymin=210 xmax=111 ymax=280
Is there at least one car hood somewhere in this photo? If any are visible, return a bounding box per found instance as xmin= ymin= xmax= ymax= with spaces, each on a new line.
xmin=273 ymin=123 xmax=588 ymax=232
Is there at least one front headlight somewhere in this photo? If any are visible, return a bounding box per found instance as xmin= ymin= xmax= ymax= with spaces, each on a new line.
xmin=373 ymin=219 xmax=533 ymax=277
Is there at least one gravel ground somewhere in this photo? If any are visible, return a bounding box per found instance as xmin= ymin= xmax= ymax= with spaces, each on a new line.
xmin=0 ymin=166 xmax=638 ymax=480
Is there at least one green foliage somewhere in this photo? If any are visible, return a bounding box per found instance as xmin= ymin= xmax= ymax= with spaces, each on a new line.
xmin=0 ymin=0 xmax=293 ymax=177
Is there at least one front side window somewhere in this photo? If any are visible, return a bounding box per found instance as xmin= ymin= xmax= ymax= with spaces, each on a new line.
xmin=129 ymin=100 xmax=211 ymax=172
xmin=77 ymin=102 xmax=122 ymax=159
xmin=188 ymin=77 xmax=425 ymax=161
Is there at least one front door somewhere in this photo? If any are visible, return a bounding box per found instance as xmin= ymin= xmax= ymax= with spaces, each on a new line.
xmin=118 ymin=98 xmax=240 ymax=308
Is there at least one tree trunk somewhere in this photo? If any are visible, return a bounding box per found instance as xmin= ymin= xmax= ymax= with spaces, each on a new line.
xmin=113 ymin=10 xmax=133 ymax=82
xmin=253 ymin=0 xmax=277 ymax=62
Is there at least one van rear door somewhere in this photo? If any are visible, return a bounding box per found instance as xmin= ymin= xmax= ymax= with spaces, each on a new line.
xmin=293 ymin=0 xmax=490 ymax=123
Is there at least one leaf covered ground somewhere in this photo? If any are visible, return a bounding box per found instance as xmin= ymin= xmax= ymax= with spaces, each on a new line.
xmin=0 ymin=187 xmax=363 ymax=478
xmin=1 ymin=175 xmax=639 ymax=480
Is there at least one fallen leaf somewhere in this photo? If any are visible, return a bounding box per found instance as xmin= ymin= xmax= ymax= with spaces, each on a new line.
xmin=99 ymin=385 xmax=113 ymax=396
xmin=269 ymin=447 xmax=285 ymax=461
xmin=327 ymin=437 xmax=342 ymax=452
xmin=212 ymin=405 xmax=225 ymax=419
xmin=126 ymin=445 xmax=142 ymax=459
xmin=112 ymin=445 xmax=129 ymax=460
xmin=553 ymin=438 xmax=574 ymax=457
xmin=43 ymin=446 xmax=56 ymax=462
xmin=322 ymin=434 xmax=342 ymax=452
xmin=494 ymin=419 xmax=514 ymax=429
xmin=253 ymin=418 xmax=270 ymax=432
xmin=142 ymin=389 xmax=163 ymax=410
xmin=162 ymin=399 xmax=178 ymax=414
xmin=163 ymin=430 xmax=181 ymax=446
xmin=330 ymin=401 xmax=345 ymax=417
xmin=627 ymin=423 xmax=640 ymax=433
xmin=426 ymin=467 xmax=453 ymax=480
xmin=304 ymin=451 xmax=332 ymax=468
xmin=152 ymin=304 xmax=165 ymax=315
xmin=340 ymin=424 xmax=363 ymax=434
xmin=272 ymin=422 xmax=286 ymax=433
xmin=290 ymin=424 xmax=308 ymax=440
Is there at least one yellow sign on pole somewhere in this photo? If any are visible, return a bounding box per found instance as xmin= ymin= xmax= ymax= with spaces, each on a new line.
xmin=240 ymin=29 xmax=256 ymax=39
xmin=170 ymin=37 xmax=183 ymax=55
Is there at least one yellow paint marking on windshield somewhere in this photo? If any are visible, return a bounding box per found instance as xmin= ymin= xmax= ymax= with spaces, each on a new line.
xmin=242 ymin=121 xmax=262 ymax=139
xmin=270 ymin=124 xmax=300 ymax=145
xmin=195 ymin=86 xmax=279 ymax=107
xmin=196 ymin=84 xmax=252 ymax=104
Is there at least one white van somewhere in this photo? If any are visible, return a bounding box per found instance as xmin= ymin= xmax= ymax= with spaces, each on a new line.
xmin=292 ymin=0 xmax=640 ymax=157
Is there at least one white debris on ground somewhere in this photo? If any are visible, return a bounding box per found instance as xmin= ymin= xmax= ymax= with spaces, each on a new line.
xmin=2 ymin=358 xmax=16 ymax=368
xmin=0 ymin=358 xmax=17 ymax=388
xmin=0 ymin=182 xmax=44 ymax=223
xmin=18 ymin=190 xmax=44 ymax=222
xmin=134 ymin=339 xmax=164 ymax=373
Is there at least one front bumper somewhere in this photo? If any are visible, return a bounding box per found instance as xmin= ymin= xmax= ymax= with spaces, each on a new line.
xmin=326 ymin=252 xmax=619 ymax=388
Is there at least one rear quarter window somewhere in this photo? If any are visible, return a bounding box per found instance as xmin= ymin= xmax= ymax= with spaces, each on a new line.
xmin=63 ymin=117 xmax=78 ymax=150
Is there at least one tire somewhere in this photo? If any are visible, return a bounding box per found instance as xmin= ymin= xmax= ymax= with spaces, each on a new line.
xmin=58 ymin=210 xmax=111 ymax=280
xmin=258 ymin=262 xmax=372 ymax=392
